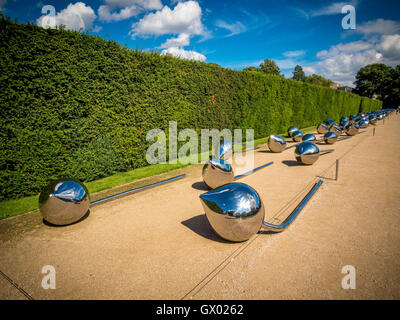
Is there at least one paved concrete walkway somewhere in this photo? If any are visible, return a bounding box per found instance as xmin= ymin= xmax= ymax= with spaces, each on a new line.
xmin=1 ymin=115 xmax=399 ymax=299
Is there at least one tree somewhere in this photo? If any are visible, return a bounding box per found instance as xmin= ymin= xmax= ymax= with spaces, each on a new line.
xmin=259 ymin=59 xmax=280 ymax=75
xmin=305 ymin=74 xmax=333 ymax=87
xmin=292 ymin=65 xmax=306 ymax=81
xmin=243 ymin=66 xmax=260 ymax=72
xmin=354 ymin=63 xmax=399 ymax=107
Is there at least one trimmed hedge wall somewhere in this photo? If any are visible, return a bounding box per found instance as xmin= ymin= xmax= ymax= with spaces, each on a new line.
xmin=0 ymin=16 xmax=382 ymax=200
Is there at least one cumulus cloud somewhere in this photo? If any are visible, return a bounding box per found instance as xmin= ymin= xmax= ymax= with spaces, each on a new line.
xmin=379 ymin=34 xmax=400 ymax=58
xmin=159 ymin=33 xmax=191 ymax=48
xmin=305 ymin=34 xmax=400 ymax=86
xmin=161 ymin=47 xmax=206 ymax=61
xmin=215 ymin=20 xmax=247 ymax=37
xmin=356 ymin=19 xmax=400 ymax=35
xmin=37 ymin=2 xmax=96 ymax=31
xmin=130 ymin=1 xmax=204 ymax=37
xmin=98 ymin=0 xmax=162 ymax=22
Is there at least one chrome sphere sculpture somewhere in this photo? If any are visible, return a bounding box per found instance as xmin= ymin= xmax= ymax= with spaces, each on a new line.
xmin=340 ymin=116 xmax=349 ymax=124
xmin=302 ymin=133 xmax=317 ymax=142
xmin=39 ymin=178 xmax=90 ymax=226
xmin=323 ymin=118 xmax=335 ymax=128
xmin=199 ymin=183 xmax=265 ymax=242
xmin=349 ymin=115 xmax=357 ymax=123
xmin=292 ymin=131 xmax=303 ymax=142
xmin=202 ymin=159 xmax=234 ymax=189
xmin=346 ymin=123 xmax=359 ymax=136
xmin=268 ymin=135 xmax=287 ymax=153
xmin=317 ymin=123 xmax=329 ymax=134
xmin=340 ymin=119 xmax=350 ymax=131
xmin=359 ymin=119 xmax=369 ymax=128
xmin=369 ymin=114 xmax=377 ymax=124
xmin=218 ymin=140 xmax=233 ymax=160
xmin=324 ymin=131 xmax=338 ymax=145
xmin=288 ymin=126 xmax=299 ymax=138
xmin=295 ymin=142 xmax=321 ymax=165
xmin=330 ymin=124 xmax=342 ymax=135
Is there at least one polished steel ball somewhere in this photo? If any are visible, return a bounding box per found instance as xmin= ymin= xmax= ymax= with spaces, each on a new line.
xmin=369 ymin=114 xmax=377 ymax=124
xmin=317 ymin=123 xmax=329 ymax=134
xmin=199 ymin=183 xmax=265 ymax=242
xmin=323 ymin=119 xmax=335 ymax=128
xmin=202 ymin=159 xmax=234 ymax=189
xmin=330 ymin=124 xmax=342 ymax=135
xmin=346 ymin=123 xmax=359 ymax=136
xmin=302 ymin=133 xmax=317 ymax=142
xmin=219 ymin=140 xmax=233 ymax=160
xmin=359 ymin=119 xmax=369 ymax=128
xmin=340 ymin=119 xmax=350 ymax=131
xmin=349 ymin=115 xmax=357 ymax=123
xmin=39 ymin=178 xmax=90 ymax=226
xmin=295 ymin=142 xmax=320 ymax=165
xmin=268 ymin=135 xmax=287 ymax=153
xmin=324 ymin=131 xmax=338 ymax=145
xmin=292 ymin=131 xmax=303 ymax=142
xmin=288 ymin=126 xmax=299 ymax=138
xmin=340 ymin=116 xmax=349 ymax=124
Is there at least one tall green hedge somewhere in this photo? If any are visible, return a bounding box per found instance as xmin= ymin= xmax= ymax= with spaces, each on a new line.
xmin=0 ymin=16 xmax=382 ymax=200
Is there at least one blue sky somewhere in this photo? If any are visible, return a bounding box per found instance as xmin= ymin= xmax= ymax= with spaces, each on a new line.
xmin=1 ymin=0 xmax=400 ymax=86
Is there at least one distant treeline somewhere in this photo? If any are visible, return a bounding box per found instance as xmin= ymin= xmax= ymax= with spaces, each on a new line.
xmin=0 ymin=16 xmax=382 ymax=200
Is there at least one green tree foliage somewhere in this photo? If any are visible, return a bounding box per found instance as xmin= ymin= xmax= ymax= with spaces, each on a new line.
xmin=305 ymin=74 xmax=333 ymax=87
xmin=0 ymin=16 xmax=382 ymax=200
xmin=243 ymin=66 xmax=260 ymax=72
xmin=259 ymin=59 xmax=281 ymax=75
xmin=292 ymin=65 xmax=307 ymax=81
xmin=354 ymin=63 xmax=400 ymax=108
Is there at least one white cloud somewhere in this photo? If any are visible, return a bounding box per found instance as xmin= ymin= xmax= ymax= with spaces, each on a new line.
xmin=161 ymin=47 xmax=206 ymax=62
xmin=159 ymin=33 xmax=190 ymax=48
xmin=215 ymin=20 xmax=247 ymax=37
xmin=305 ymin=34 xmax=400 ymax=86
xmin=283 ymin=50 xmax=306 ymax=58
xmin=98 ymin=0 xmax=162 ymax=22
xmin=357 ymin=19 xmax=400 ymax=35
xmin=130 ymin=1 xmax=204 ymax=37
xmin=311 ymin=1 xmax=358 ymax=17
xmin=37 ymin=2 xmax=96 ymax=31
xmin=379 ymin=34 xmax=400 ymax=58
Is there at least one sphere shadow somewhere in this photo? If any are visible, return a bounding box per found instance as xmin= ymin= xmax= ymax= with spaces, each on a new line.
xmin=281 ymin=160 xmax=303 ymax=167
xmin=192 ymin=181 xmax=210 ymax=191
xmin=42 ymin=209 xmax=91 ymax=227
xmin=181 ymin=214 xmax=234 ymax=244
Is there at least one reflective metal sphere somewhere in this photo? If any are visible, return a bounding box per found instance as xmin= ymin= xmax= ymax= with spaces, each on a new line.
xmin=288 ymin=126 xmax=299 ymax=138
xmin=359 ymin=119 xmax=369 ymax=128
xmin=369 ymin=114 xmax=377 ymax=124
xmin=317 ymin=123 xmax=329 ymax=134
xmin=295 ymin=142 xmax=320 ymax=165
xmin=323 ymin=119 xmax=335 ymax=128
xmin=302 ymin=133 xmax=317 ymax=142
xmin=346 ymin=123 xmax=359 ymax=136
xmin=349 ymin=115 xmax=357 ymax=123
xmin=340 ymin=120 xmax=350 ymax=131
xmin=340 ymin=116 xmax=349 ymax=124
xmin=268 ymin=135 xmax=287 ymax=153
xmin=330 ymin=124 xmax=342 ymax=135
xmin=199 ymin=183 xmax=265 ymax=242
xmin=39 ymin=179 xmax=90 ymax=226
xmin=324 ymin=131 xmax=338 ymax=145
xmin=219 ymin=140 xmax=233 ymax=160
xmin=202 ymin=159 xmax=234 ymax=189
xmin=292 ymin=131 xmax=303 ymax=142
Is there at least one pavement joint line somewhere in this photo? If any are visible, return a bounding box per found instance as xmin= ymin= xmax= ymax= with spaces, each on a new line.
xmin=0 ymin=270 xmax=35 ymax=300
